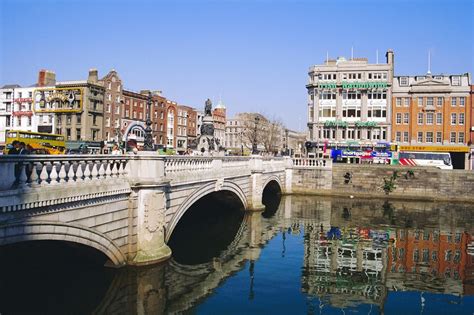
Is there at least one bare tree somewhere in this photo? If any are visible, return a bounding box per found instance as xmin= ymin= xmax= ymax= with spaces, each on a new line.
xmin=261 ymin=117 xmax=284 ymax=155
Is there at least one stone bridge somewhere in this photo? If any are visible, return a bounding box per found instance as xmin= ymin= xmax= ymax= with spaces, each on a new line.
xmin=0 ymin=154 xmax=331 ymax=266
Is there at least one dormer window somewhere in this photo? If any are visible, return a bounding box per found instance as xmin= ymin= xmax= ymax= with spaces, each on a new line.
xmin=451 ymin=76 xmax=461 ymax=86
xmin=400 ymin=77 xmax=408 ymax=86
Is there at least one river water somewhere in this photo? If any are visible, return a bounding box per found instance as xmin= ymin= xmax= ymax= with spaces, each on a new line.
xmin=0 ymin=195 xmax=473 ymax=314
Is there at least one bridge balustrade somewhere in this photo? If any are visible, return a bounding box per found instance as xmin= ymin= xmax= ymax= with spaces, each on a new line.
xmin=292 ymin=157 xmax=332 ymax=169
xmin=0 ymin=155 xmax=129 ymax=191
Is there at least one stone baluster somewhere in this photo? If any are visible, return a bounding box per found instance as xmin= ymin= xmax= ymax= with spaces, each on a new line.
xmin=17 ymin=163 xmax=28 ymax=188
xmin=49 ymin=162 xmax=59 ymax=185
xmin=98 ymin=161 xmax=105 ymax=179
xmin=105 ymin=160 xmax=113 ymax=178
xmin=67 ymin=161 xmax=76 ymax=182
xmin=76 ymin=160 xmax=84 ymax=181
xmin=39 ymin=161 xmax=49 ymax=185
xmin=91 ymin=161 xmax=99 ymax=180
xmin=84 ymin=161 xmax=91 ymax=181
xmin=58 ymin=161 xmax=67 ymax=183
xmin=28 ymin=161 xmax=40 ymax=187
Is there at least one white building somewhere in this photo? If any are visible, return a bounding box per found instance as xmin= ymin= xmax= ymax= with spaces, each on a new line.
xmin=0 ymin=85 xmax=55 ymax=146
xmin=306 ymin=50 xmax=394 ymax=145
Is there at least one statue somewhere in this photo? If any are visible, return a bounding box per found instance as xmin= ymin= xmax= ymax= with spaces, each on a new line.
xmin=204 ymin=98 xmax=212 ymax=116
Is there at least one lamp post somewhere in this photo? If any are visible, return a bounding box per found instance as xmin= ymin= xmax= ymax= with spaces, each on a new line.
xmin=143 ymin=91 xmax=154 ymax=151
xmin=240 ymin=131 xmax=244 ymax=156
xmin=252 ymin=116 xmax=260 ymax=155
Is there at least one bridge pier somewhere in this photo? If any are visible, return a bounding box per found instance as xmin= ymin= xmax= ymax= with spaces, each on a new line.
xmin=247 ymin=157 xmax=265 ymax=211
xmin=128 ymin=154 xmax=171 ymax=265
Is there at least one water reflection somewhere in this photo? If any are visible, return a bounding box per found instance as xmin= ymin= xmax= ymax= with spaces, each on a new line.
xmin=0 ymin=195 xmax=472 ymax=314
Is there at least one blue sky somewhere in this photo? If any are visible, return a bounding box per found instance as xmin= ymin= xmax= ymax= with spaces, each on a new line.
xmin=1 ymin=0 xmax=472 ymax=130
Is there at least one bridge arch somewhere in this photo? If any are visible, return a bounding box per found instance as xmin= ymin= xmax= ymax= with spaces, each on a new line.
xmin=0 ymin=221 xmax=127 ymax=266
xmin=165 ymin=181 xmax=248 ymax=243
xmin=263 ymin=175 xmax=283 ymax=193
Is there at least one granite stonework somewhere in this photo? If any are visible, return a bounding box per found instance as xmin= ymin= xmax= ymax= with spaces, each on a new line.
xmin=293 ymin=164 xmax=474 ymax=203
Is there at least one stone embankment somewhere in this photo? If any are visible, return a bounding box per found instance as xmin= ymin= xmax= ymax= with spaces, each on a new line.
xmin=291 ymin=164 xmax=474 ymax=203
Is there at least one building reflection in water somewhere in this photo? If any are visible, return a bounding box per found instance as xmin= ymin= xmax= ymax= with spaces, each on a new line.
xmin=298 ymin=196 xmax=474 ymax=312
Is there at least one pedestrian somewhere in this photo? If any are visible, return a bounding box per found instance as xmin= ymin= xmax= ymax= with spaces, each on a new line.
xmin=19 ymin=142 xmax=30 ymax=155
xmin=111 ymin=144 xmax=121 ymax=155
xmin=8 ymin=141 xmax=20 ymax=154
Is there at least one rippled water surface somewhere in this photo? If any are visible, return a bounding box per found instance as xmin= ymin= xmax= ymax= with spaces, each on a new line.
xmin=1 ymin=195 xmax=473 ymax=314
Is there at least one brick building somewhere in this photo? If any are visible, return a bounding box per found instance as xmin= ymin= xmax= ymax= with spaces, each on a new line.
xmin=391 ymin=73 xmax=471 ymax=168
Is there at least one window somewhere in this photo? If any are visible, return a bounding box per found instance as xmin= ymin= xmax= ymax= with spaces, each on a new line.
xmin=404 ymin=113 xmax=409 ymax=124
xmin=417 ymin=132 xmax=423 ymax=142
xmin=459 ymin=132 xmax=464 ymax=143
xmin=426 ymin=132 xmax=433 ymax=143
xmin=418 ymin=113 xmax=423 ymax=124
xmin=125 ymin=109 xmax=129 ymax=117
xmin=460 ymin=97 xmax=465 ymax=106
xmin=450 ymin=132 xmax=456 ymax=143
xmin=117 ymin=84 xmax=121 ymax=92
xmin=115 ymin=106 xmax=120 ymax=115
xmin=436 ymin=113 xmax=442 ymax=125
xmin=400 ymin=77 xmax=408 ymax=86
xmin=404 ymin=98 xmax=410 ymax=106
xmin=396 ymin=98 xmax=401 ymax=106
xmin=451 ymin=113 xmax=457 ymax=125
xmin=426 ymin=113 xmax=433 ymax=125
xmin=451 ymin=76 xmax=461 ymax=86
xmin=66 ymin=128 xmax=71 ymax=140
xmin=106 ymin=117 xmax=110 ymax=127
xmin=76 ymin=129 xmax=81 ymax=140
xmin=404 ymin=132 xmax=409 ymax=142
xmin=115 ymin=119 xmax=119 ymax=128
xmin=437 ymin=97 xmax=443 ymax=106
xmin=451 ymin=97 xmax=457 ymax=106
xmin=427 ymin=97 xmax=433 ymax=106
xmin=418 ymin=97 xmax=423 ymax=106
xmin=27 ymin=117 xmax=32 ymax=126
xmin=76 ymin=114 xmax=81 ymax=124
xmin=108 ymin=82 xmax=112 ymax=90
xmin=459 ymin=113 xmax=464 ymax=125
xmin=396 ymin=113 xmax=402 ymax=124
xmin=396 ymin=132 xmax=401 ymax=142
xmin=436 ymin=132 xmax=442 ymax=143
xmin=67 ymin=115 xmax=72 ymax=124
xmin=106 ymin=104 xmax=111 ymax=113
xmin=107 ymin=94 xmax=111 ymax=101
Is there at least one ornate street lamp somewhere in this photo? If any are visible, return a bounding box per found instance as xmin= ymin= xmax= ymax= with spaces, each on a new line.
xmin=252 ymin=115 xmax=260 ymax=155
xmin=143 ymin=91 xmax=154 ymax=151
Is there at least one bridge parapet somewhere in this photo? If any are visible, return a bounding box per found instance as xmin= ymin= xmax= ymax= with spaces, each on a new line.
xmin=0 ymin=155 xmax=131 ymax=213
xmin=292 ymin=157 xmax=332 ymax=169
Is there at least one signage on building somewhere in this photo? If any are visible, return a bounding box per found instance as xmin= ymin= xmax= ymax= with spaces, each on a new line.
xmin=355 ymin=121 xmax=378 ymax=128
xmin=398 ymin=145 xmax=469 ymax=153
xmin=323 ymin=120 xmax=347 ymax=128
xmin=317 ymin=82 xmax=388 ymax=89
xmin=15 ymin=98 xmax=33 ymax=104
xmin=342 ymin=81 xmax=387 ymax=89
xmin=33 ymin=87 xmax=83 ymax=113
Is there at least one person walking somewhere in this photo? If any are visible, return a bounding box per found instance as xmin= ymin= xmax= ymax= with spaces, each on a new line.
xmin=111 ymin=144 xmax=121 ymax=155
xmin=19 ymin=142 xmax=30 ymax=155
xmin=8 ymin=141 xmax=20 ymax=154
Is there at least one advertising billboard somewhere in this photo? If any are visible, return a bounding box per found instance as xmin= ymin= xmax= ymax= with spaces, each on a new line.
xmin=33 ymin=87 xmax=83 ymax=113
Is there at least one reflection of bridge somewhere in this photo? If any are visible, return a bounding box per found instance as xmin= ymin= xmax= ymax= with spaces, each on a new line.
xmin=89 ymin=195 xmax=472 ymax=314
xmin=0 ymin=155 xmax=330 ymax=266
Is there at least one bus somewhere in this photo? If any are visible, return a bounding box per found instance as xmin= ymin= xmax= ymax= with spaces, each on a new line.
xmin=4 ymin=130 xmax=66 ymax=154
xmin=398 ymin=151 xmax=452 ymax=169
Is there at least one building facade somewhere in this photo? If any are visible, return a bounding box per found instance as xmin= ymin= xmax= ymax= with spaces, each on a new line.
xmin=307 ymin=50 xmax=394 ymax=145
xmin=391 ymin=73 xmax=471 ymax=168
xmin=213 ymin=101 xmax=226 ymax=149
xmin=51 ymin=70 xmax=105 ymax=142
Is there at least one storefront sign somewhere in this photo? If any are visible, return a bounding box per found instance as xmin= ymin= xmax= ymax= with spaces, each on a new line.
xmin=355 ymin=121 xmax=378 ymax=128
xmin=318 ymin=82 xmax=337 ymax=89
xmin=33 ymin=87 xmax=83 ymax=113
xmin=342 ymin=81 xmax=387 ymax=89
xmin=324 ymin=120 xmax=347 ymax=128
xmin=398 ymin=145 xmax=469 ymax=153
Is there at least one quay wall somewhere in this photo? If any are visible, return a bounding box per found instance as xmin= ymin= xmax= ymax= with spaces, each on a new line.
xmin=291 ymin=165 xmax=474 ymax=203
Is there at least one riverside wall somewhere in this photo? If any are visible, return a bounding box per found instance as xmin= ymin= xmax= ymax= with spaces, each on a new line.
xmin=291 ymin=165 xmax=474 ymax=203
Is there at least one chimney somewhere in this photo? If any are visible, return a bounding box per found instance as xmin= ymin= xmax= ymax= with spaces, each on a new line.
xmin=385 ymin=49 xmax=394 ymax=66
xmin=88 ymin=68 xmax=98 ymax=83
xmin=38 ymin=69 xmax=56 ymax=87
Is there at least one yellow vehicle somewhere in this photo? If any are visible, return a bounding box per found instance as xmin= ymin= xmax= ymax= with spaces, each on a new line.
xmin=4 ymin=130 xmax=66 ymax=154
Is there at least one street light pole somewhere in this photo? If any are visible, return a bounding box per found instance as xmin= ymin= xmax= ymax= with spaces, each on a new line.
xmin=252 ymin=116 xmax=260 ymax=155
xmin=143 ymin=91 xmax=154 ymax=151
